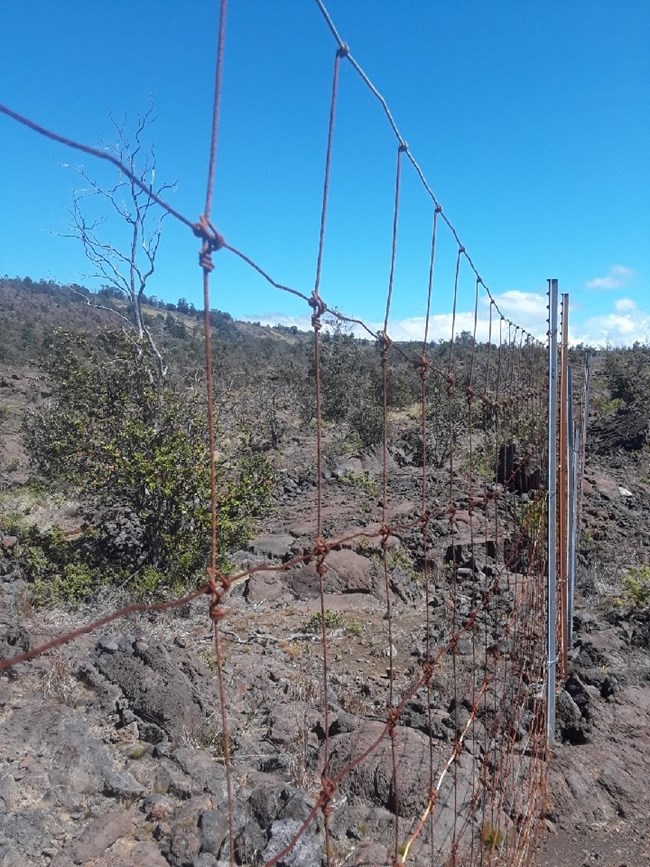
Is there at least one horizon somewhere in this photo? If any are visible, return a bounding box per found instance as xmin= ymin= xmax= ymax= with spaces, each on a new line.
xmin=5 ymin=273 xmax=645 ymax=351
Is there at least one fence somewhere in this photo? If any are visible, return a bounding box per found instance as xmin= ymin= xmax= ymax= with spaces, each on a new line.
xmin=0 ymin=2 xmax=585 ymax=865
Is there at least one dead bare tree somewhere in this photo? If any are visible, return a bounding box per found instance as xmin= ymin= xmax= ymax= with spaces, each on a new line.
xmin=64 ymin=106 xmax=175 ymax=379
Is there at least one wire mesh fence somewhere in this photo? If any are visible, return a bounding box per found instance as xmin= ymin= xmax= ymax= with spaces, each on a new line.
xmin=0 ymin=2 xmax=568 ymax=864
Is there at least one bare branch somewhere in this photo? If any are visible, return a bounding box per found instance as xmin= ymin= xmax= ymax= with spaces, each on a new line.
xmin=67 ymin=285 xmax=137 ymax=331
xmin=62 ymin=108 xmax=172 ymax=379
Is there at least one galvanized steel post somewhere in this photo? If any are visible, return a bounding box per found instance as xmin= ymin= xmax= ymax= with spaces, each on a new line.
xmin=546 ymin=278 xmax=559 ymax=744
xmin=558 ymin=294 xmax=570 ymax=679
xmin=567 ymin=365 xmax=578 ymax=650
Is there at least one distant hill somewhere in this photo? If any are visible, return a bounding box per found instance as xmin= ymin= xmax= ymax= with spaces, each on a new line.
xmin=0 ymin=275 xmax=309 ymax=369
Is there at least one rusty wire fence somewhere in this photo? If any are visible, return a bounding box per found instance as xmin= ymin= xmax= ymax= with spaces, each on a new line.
xmin=1 ymin=1 xmax=558 ymax=864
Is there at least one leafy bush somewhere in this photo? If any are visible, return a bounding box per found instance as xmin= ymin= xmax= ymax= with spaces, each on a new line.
xmin=617 ymin=566 xmax=650 ymax=612
xmin=338 ymin=469 xmax=379 ymax=497
xmin=348 ymin=404 xmax=384 ymax=449
xmin=305 ymin=609 xmax=343 ymax=633
xmin=383 ymin=546 xmax=418 ymax=581
xmin=22 ymin=329 xmax=275 ymax=601
xmin=603 ymin=344 xmax=650 ymax=411
xmin=15 ymin=525 xmax=95 ymax=607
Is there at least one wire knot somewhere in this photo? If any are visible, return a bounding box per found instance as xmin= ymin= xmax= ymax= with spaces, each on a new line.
xmin=193 ymin=215 xmax=225 ymax=250
xmin=193 ymin=215 xmax=225 ymax=273
xmin=386 ymin=705 xmax=400 ymax=734
xmin=209 ymin=601 xmax=229 ymax=622
xmin=313 ymin=537 xmax=330 ymax=577
xmin=206 ymin=568 xmax=232 ymax=622
xmin=309 ymin=291 xmax=328 ymax=330
xmin=376 ymin=330 xmax=392 ymax=360
xmin=337 ymin=43 xmax=350 ymax=58
xmin=313 ymin=537 xmax=330 ymax=558
xmin=199 ymin=249 xmax=215 ymax=273
xmin=445 ymin=371 xmax=455 ymax=394
xmin=318 ymin=775 xmax=336 ymax=816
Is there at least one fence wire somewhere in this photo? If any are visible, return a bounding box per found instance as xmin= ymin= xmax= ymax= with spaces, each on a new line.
xmin=0 ymin=1 xmax=553 ymax=865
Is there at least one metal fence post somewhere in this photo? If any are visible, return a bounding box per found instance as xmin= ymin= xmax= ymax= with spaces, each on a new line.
xmin=558 ymin=294 xmax=570 ymax=679
xmin=546 ymin=278 xmax=559 ymax=744
xmin=578 ymin=350 xmax=592 ymax=525
xmin=567 ymin=366 xmax=578 ymax=650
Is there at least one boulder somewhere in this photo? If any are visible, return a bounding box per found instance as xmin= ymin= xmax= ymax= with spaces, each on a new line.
xmin=287 ymin=549 xmax=379 ymax=599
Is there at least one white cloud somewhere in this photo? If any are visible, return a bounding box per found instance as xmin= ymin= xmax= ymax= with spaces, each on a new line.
xmin=369 ymin=312 xmax=494 ymax=343
xmin=585 ymin=265 xmax=635 ymax=290
xmin=572 ymin=309 xmax=650 ymax=347
xmin=243 ymin=287 xmax=553 ymax=345
xmin=489 ymin=289 xmax=548 ymax=321
xmin=244 ymin=302 xmax=549 ymax=345
xmin=244 ymin=295 xmax=650 ymax=348
xmin=487 ymin=290 xmax=549 ymax=339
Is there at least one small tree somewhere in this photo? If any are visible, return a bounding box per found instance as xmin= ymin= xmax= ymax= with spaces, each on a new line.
xmin=64 ymin=106 xmax=174 ymax=379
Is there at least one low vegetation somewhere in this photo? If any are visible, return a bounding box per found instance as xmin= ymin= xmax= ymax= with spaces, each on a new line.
xmin=617 ymin=565 xmax=650 ymax=613
xmin=3 ymin=276 xmax=649 ymax=612
xmin=8 ymin=322 xmax=275 ymax=603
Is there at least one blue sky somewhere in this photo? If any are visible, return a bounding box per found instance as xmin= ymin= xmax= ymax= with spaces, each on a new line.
xmin=1 ymin=0 xmax=648 ymax=346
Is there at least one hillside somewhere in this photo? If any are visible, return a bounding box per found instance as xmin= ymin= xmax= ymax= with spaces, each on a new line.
xmin=1 ymin=278 xmax=650 ymax=866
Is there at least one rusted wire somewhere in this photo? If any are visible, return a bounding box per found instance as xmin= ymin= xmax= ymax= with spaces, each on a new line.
xmin=0 ymin=102 xmax=196 ymax=230
xmin=197 ymin=2 xmax=235 ymax=861
xmin=309 ymin=44 xmax=346 ymax=863
xmin=383 ymin=143 xmax=406 ymax=333
xmin=381 ymin=139 xmax=408 ymax=860
xmin=0 ymin=586 xmax=207 ymax=672
xmin=420 ymin=201 xmax=440 ymax=864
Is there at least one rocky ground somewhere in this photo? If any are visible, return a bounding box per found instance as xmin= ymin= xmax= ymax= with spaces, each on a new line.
xmin=2 ymin=373 xmax=650 ymax=866
xmin=538 ymin=440 xmax=650 ymax=867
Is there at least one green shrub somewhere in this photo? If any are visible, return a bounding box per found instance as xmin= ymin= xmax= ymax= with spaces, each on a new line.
xmin=17 ymin=526 xmax=96 ymax=607
xmin=348 ymin=404 xmax=384 ymax=449
xmin=305 ymin=609 xmax=343 ymax=633
xmin=32 ymin=563 xmax=96 ymax=608
xmin=339 ymin=469 xmax=379 ymax=497
xmin=379 ymin=545 xmax=417 ymax=581
xmin=603 ymin=344 xmax=650 ymax=411
xmin=617 ymin=566 xmax=650 ymax=611
xmin=481 ymin=822 xmax=504 ymax=850
xmin=345 ymin=618 xmax=363 ymax=637
xmin=21 ymin=329 xmax=275 ymax=602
